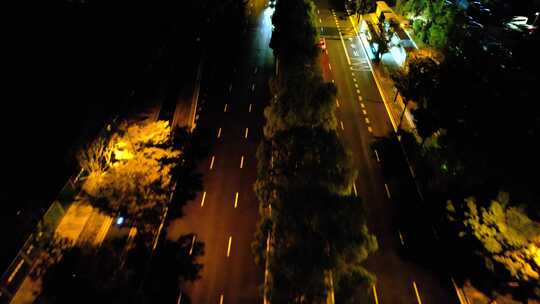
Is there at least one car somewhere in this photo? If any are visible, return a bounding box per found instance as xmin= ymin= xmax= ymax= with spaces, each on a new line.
xmin=507 ymin=16 xmax=528 ymax=25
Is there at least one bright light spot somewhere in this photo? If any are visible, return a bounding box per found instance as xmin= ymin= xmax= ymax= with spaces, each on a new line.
xmin=116 ymin=216 xmax=124 ymax=225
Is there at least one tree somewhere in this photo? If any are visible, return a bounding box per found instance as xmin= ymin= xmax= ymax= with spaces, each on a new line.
xmin=40 ymin=244 xmax=135 ymax=304
xmin=390 ymin=48 xmax=442 ymax=133
xmin=77 ymin=137 xmax=113 ymax=178
xmin=447 ymin=192 xmax=540 ymax=299
xmin=270 ymin=0 xmax=319 ymax=66
xmin=80 ymin=120 xmax=180 ymax=230
xmin=264 ymin=67 xmax=338 ymax=138
xmin=143 ymin=234 xmax=204 ymax=303
xmin=255 ymin=127 xmax=356 ymax=196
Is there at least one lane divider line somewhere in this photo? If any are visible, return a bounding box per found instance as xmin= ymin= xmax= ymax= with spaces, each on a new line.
xmin=413 ymin=281 xmax=423 ymax=304
xmin=200 ymin=191 xmax=207 ymax=207
xmin=189 ymin=234 xmax=197 ymax=255
xmin=353 ymin=182 xmax=358 ymax=196
xmin=224 ymin=104 xmax=228 ymax=112
xmin=227 ymin=236 xmax=232 ymax=257
xmin=365 ymin=117 xmax=370 ymax=124
xmin=340 ymin=121 xmax=345 ymax=130
xmin=249 ymin=103 xmax=252 ymax=112
xmin=398 ymin=229 xmax=405 ymax=245
xmin=374 ymin=149 xmax=380 ymax=162
xmin=217 ymin=127 xmax=222 ymax=138
xmin=240 ymin=156 xmax=244 ymax=168
xmin=384 ymin=183 xmax=391 ymax=199
xmin=210 ymin=156 xmax=215 ymax=170
xmin=372 ymin=284 xmax=380 ymax=304
xmin=245 ymin=128 xmax=249 ymax=139
xmin=234 ymin=192 xmax=239 ymax=208
xmin=368 ymin=126 xmax=373 ymax=133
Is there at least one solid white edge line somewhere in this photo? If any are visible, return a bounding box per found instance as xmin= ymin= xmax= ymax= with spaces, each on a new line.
xmin=413 ymin=281 xmax=423 ymax=304
xmin=227 ymin=236 xmax=232 ymax=257
xmin=372 ymin=284 xmax=380 ymax=304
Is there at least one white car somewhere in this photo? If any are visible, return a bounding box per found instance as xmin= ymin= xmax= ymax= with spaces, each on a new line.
xmin=507 ymin=16 xmax=528 ymax=25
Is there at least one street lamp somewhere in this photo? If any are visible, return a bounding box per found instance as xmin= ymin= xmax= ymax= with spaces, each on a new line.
xmin=533 ymin=12 xmax=539 ymax=26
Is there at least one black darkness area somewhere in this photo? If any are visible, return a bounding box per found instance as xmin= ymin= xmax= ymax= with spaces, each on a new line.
xmin=1 ymin=0 xmax=201 ymax=270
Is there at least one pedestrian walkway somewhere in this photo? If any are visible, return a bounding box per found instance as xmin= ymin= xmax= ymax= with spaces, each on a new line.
xmin=349 ymin=13 xmax=417 ymax=136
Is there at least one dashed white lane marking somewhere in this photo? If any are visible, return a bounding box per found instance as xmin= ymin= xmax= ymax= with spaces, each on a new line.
xmin=240 ymin=156 xmax=244 ymax=168
xmin=358 ymin=95 xmax=363 ymax=101
xmin=356 ymin=89 xmax=361 ymax=94
xmin=234 ymin=192 xmax=239 ymax=208
xmin=229 ymin=84 xmax=232 ymax=92
xmin=245 ymin=128 xmax=249 ymax=139
xmin=352 ymin=78 xmax=357 ymax=82
xmin=217 ymin=128 xmax=222 ymax=138
xmin=200 ymin=191 xmax=207 ymax=207
xmin=340 ymin=121 xmax=344 ymax=130
xmin=362 ymin=110 xmax=367 ymax=115
xmin=189 ymin=235 xmax=197 ymax=255
xmin=249 ymin=103 xmax=252 ymax=112
xmin=254 ymin=66 xmax=258 ymax=74
xmin=360 ymin=102 xmax=365 ymax=108
xmin=384 ymin=183 xmax=391 ymax=199
xmin=224 ymin=104 xmax=228 ymax=112
xmin=398 ymin=230 xmax=405 ymax=245
xmin=332 ymin=79 xmax=335 ymax=83
xmin=210 ymin=156 xmax=215 ymax=170
xmin=336 ymin=98 xmax=340 ymax=107
xmin=329 ymin=63 xmax=332 ymax=71
xmin=220 ymin=294 xmax=224 ymax=304
xmin=365 ymin=117 xmax=370 ymax=124
xmin=251 ymin=83 xmax=255 ymax=91
xmin=413 ymin=281 xmax=423 ymax=304
xmin=353 ymin=182 xmax=358 ymax=196
xmin=374 ymin=149 xmax=380 ymax=162
xmin=227 ymin=236 xmax=232 ymax=257
xmin=354 ymin=83 xmax=359 ymax=88
xmin=319 ymin=18 xmax=322 ymax=23
xmin=368 ymin=126 xmax=373 ymax=133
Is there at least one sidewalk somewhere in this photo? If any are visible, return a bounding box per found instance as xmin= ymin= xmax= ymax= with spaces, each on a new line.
xmin=349 ymin=13 xmax=417 ymax=136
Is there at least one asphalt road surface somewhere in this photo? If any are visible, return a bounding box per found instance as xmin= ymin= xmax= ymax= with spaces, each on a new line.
xmin=315 ymin=0 xmax=459 ymax=303
xmin=167 ymin=1 xmax=274 ymax=303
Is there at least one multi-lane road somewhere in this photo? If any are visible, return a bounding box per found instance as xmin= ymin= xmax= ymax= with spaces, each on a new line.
xmin=315 ymin=0 xmax=459 ymax=302
xmin=166 ymin=0 xmax=274 ymax=303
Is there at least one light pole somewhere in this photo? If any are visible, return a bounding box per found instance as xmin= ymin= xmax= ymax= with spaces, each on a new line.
xmin=533 ymin=12 xmax=539 ymax=26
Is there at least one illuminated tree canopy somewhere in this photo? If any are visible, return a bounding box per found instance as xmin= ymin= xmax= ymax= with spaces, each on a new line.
xmin=80 ymin=120 xmax=180 ymax=228
xmin=447 ymin=193 xmax=540 ymax=285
